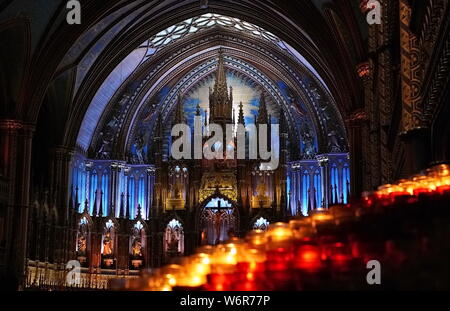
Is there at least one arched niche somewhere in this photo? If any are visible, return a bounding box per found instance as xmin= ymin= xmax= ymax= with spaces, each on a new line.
xmin=75 ymin=213 xmax=92 ymax=267
xmin=101 ymin=218 xmax=118 ymax=269
xmin=164 ymin=218 xmax=184 ymax=259
xmin=129 ymin=219 xmax=147 ymax=269
xmin=200 ymin=196 xmax=237 ymax=245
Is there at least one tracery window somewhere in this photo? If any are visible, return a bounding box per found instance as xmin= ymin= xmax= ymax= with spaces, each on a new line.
xmin=140 ymin=13 xmax=279 ymax=60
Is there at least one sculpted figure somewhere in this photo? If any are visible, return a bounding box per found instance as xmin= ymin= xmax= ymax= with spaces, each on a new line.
xmin=102 ymin=232 xmax=113 ymax=255
xmin=134 ymin=134 xmax=145 ymax=163
xmin=131 ymin=238 xmax=142 ymax=257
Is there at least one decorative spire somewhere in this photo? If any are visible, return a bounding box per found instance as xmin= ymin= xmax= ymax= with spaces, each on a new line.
xmin=126 ymin=192 xmax=130 ymax=219
xmin=279 ymin=109 xmax=287 ymax=133
xmin=329 ymin=184 xmax=334 ymax=205
xmin=93 ymin=189 xmax=98 ymax=215
xmin=173 ymin=93 xmax=185 ymax=124
xmin=215 ymin=49 xmax=228 ymax=92
xmin=297 ymin=200 xmax=302 ymax=216
xmin=109 ymin=202 xmax=114 ymax=217
xmin=69 ymin=185 xmax=74 ymax=210
xmin=334 ymin=184 xmax=338 ymax=205
xmin=136 ymin=204 xmax=142 ymax=219
xmin=238 ymin=102 xmax=245 ymax=125
xmin=98 ymin=190 xmax=103 ymax=217
xmin=346 ymin=180 xmax=350 ymax=202
xmin=155 ymin=113 xmax=164 ymax=139
xmin=119 ymin=192 xmax=125 ymax=218
xmin=313 ymin=187 xmax=317 ymax=209
xmin=74 ymin=186 xmax=79 ymax=211
xmin=257 ymin=92 xmax=269 ymax=124
xmin=209 ymin=49 xmax=233 ymax=124
xmin=83 ymin=199 xmax=89 ymax=214
xmin=307 ymin=188 xmax=312 ymax=214
xmin=229 ymin=86 xmax=233 ymax=106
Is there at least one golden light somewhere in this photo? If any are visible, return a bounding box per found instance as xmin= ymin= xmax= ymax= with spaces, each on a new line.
xmin=310 ymin=209 xmax=333 ymax=227
xmin=267 ymin=222 xmax=293 ymax=242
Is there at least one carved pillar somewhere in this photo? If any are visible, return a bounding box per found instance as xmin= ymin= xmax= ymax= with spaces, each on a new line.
xmin=0 ymin=120 xmax=35 ymax=289
xmin=356 ymin=62 xmax=375 ymax=190
xmin=317 ymin=155 xmax=329 ymax=208
xmin=345 ymin=109 xmax=368 ymax=196
xmin=89 ymin=225 xmax=102 ymax=271
xmin=117 ymin=224 xmax=129 ymax=271
xmin=399 ymin=0 xmax=429 ymax=174
xmin=110 ymin=162 xmax=123 ymax=217
xmin=51 ymin=147 xmax=74 ymax=267
xmin=146 ymin=167 xmax=155 ymax=219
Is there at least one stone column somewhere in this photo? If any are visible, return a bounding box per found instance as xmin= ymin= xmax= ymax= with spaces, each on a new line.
xmin=345 ymin=109 xmax=368 ymax=196
xmin=110 ymin=162 xmax=122 ymax=217
xmin=0 ymin=119 xmax=35 ymax=289
xmin=399 ymin=0 xmax=429 ymax=175
xmin=317 ymin=155 xmax=329 ymax=208
xmin=356 ymin=61 xmax=376 ymax=191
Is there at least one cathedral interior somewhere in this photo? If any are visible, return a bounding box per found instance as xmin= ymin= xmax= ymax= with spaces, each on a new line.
xmin=0 ymin=0 xmax=450 ymax=291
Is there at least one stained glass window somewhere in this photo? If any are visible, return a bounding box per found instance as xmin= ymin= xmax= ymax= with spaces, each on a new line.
xmin=140 ymin=13 xmax=280 ymax=60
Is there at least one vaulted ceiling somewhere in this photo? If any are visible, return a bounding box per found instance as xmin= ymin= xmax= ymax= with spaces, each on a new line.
xmin=0 ymin=0 xmax=368 ymax=171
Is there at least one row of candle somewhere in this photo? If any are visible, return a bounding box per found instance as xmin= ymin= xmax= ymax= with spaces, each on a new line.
xmin=373 ymin=164 xmax=450 ymax=200
xmin=110 ymin=164 xmax=450 ymax=291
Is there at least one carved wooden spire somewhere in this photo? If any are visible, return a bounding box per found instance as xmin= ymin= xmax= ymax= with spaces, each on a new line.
xmin=238 ymin=102 xmax=245 ymax=125
xmin=214 ymin=49 xmax=228 ymax=94
xmin=257 ymin=92 xmax=269 ymax=124
xmin=209 ymin=49 xmax=233 ymax=125
xmin=173 ymin=93 xmax=185 ymax=124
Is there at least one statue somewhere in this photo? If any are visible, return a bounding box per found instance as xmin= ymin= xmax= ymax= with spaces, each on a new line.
xmin=174 ymin=183 xmax=182 ymax=199
xmin=327 ymin=129 xmax=341 ymax=152
xmin=301 ymin=124 xmax=315 ymax=156
xmin=166 ymin=230 xmax=179 ymax=254
xmin=213 ymin=209 xmax=226 ymax=244
xmin=256 ymin=182 xmax=266 ymax=197
xmin=134 ymin=134 xmax=145 ymax=164
xmin=77 ymin=235 xmax=87 ymax=255
xmin=200 ymin=229 xmax=208 ymax=245
xmin=102 ymin=232 xmax=113 ymax=256
xmin=97 ymin=130 xmax=114 ymax=159
xmin=131 ymin=238 xmax=142 ymax=257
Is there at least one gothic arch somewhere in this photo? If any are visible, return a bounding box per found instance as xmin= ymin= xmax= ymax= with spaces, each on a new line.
xmin=75 ymin=25 xmax=347 ymax=159
xmin=196 ymin=194 xmax=239 ymax=245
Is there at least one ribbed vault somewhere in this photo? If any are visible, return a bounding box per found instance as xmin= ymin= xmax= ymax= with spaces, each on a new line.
xmin=72 ymin=23 xmax=348 ymax=160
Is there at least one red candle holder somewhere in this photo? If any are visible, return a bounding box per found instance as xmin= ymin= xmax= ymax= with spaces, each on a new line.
xmin=293 ymin=242 xmax=323 ymax=272
xmin=233 ymin=261 xmax=267 ymax=291
xmin=206 ymin=273 xmax=234 ymax=291
xmin=328 ymin=242 xmax=354 ymax=273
